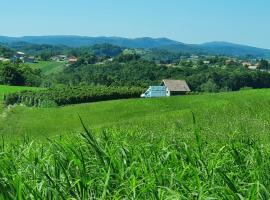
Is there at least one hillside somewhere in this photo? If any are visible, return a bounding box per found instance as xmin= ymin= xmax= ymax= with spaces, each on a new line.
xmin=1 ymin=87 xmax=270 ymax=142
xmin=1 ymin=85 xmax=270 ymax=198
xmin=1 ymin=35 xmax=270 ymax=58
xmin=198 ymin=41 xmax=270 ymax=58
xmin=29 ymin=61 xmax=66 ymax=75
xmin=0 ymin=36 xmax=181 ymax=49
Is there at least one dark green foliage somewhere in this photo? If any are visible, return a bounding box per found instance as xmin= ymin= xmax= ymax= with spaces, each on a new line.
xmin=81 ymin=43 xmax=123 ymax=57
xmin=56 ymin=59 xmax=185 ymax=87
xmin=115 ymin=53 xmax=141 ymax=62
xmin=0 ymin=45 xmax=14 ymax=58
xmin=55 ymin=57 xmax=270 ymax=92
xmin=9 ymin=42 xmax=123 ymax=60
xmin=4 ymin=86 xmax=144 ymax=107
xmin=200 ymin=79 xmax=219 ymax=92
xmin=142 ymin=49 xmax=189 ymax=64
xmin=0 ymin=63 xmax=42 ymax=86
xmin=257 ymin=59 xmax=269 ymax=69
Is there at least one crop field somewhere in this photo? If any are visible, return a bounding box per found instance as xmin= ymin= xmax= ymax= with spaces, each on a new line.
xmin=29 ymin=61 xmax=66 ymax=75
xmin=1 ymin=86 xmax=270 ymax=198
xmin=0 ymin=85 xmax=40 ymax=113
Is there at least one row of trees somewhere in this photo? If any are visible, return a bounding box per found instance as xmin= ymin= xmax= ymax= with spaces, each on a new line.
xmin=5 ymin=86 xmax=144 ymax=107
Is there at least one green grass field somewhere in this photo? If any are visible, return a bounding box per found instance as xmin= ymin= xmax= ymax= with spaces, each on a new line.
xmin=1 ymin=88 xmax=270 ymax=143
xmin=29 ymin=61 xmax=66 ymax=75
xmin=1 ymin=86 xmax=270 ymax=198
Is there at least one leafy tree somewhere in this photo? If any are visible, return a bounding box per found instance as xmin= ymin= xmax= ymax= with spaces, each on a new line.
xmin=200 ymin=79 xmax=219 ymax=92
xmin=0 ymin=63 xmax=42 ymax=86
xmin=258 ymin=59 xmax=269 ymax=69
xmin=0 ymin=64 xmax=24 ymax=85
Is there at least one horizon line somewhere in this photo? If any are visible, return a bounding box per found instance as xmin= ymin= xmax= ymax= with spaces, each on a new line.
xmin=0 ymin=34 xmax=269 ymax=50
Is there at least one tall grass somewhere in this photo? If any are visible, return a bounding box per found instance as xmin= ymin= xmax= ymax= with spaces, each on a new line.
xmin=0 ymin=117 xmax=270 ymax=199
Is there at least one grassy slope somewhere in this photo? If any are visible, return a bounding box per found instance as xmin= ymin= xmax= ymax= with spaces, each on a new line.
xmin=29 ymin=61 xmax=66 ymax=75
xmin=1 ymin=87 xmax=270 ymax=198
xmin=1 ymin=88 xmax=270 ymax=144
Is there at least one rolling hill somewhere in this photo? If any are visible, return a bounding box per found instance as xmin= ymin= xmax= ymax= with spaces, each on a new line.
xmin=0 ymin=36 xmax=181 ymax=49
xmin=1 ymin=35 xmax=270 ymax=58
xmin=1 ymin=84 xmax=270 ymax=198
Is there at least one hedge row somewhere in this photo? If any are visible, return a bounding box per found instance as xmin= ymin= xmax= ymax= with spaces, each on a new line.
xmin=4 ymin=86 xmax=144 ymax=107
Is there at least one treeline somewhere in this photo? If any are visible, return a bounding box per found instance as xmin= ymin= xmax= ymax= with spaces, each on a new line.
xmin=187 ymin=67 xmax=270 ymax=92
xmin=52 ymin=54 xmax=270 ymax=92
xmin=7 ymin=43 xmax=123 ymax=61
xmin=4 ymin=86 xmax=144 ymax=107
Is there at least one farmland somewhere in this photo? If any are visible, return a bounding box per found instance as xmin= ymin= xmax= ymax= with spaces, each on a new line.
xmin=29 ymin=61 xmax=66 ymax=75
xmin=0 ymin=85 xmax=40 ymax=112
xmin=1 ymin=85 xmax=270 ymax=198
xmin=1 ymin=87 xmax=270 ymax=142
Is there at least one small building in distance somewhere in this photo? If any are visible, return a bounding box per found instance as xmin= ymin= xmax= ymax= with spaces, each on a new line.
xmin=0 ymin=57 xmax=10 ymax=62
xmin=68 ymin=56 xmax=78 ymax=65
xmin=248 ymin=65 xmax=258 ymax=70
xmin=12 ymin=51 xmax=26 ymax=62
xmin=203 ymin=60 xmax=210 ymax=64
xmin=51 ymin=55 xmax=67 ymax=62
xmin=141 ymin=79 xmax=191 ymax=98
xmin=24 ymin=56 xmax=36 ymax=63
xmin=161 ymin=79 xmax=191 ymax=96
xmin=242 ymin=62 xmax=252 ymax=67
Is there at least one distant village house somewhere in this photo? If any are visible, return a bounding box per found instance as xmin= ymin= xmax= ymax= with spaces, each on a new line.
xmin=24 ymin=56 xmax=36 ymax=63
xmin=51 ymin=55 xmax=67 ymax=62
xmin=0 ymin=57 xmax=10 ymax=62
xmin=68 ymin=56 xmax=78 ymax=65
xmin=248 ymin=65 xmax=258 ymax=70
xmin=161 ymin=79 xmax=191 ymax=96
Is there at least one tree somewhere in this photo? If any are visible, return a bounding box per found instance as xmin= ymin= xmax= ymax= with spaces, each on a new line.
xmin=0 ymin=64 xmax=25 ymax=85
xmin=200 ymin=79 xmax=219 ymax=93
xmin=258 ymin=59 xmax=269 ymax=70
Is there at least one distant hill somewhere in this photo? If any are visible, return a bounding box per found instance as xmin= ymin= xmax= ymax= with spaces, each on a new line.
xmin=197 ymin=42 xmax=270 ymax=58
xmin=0 ymin=36 xmax=181 ymax=49
xmin=1 ymin=35 xmax=270 ymax=58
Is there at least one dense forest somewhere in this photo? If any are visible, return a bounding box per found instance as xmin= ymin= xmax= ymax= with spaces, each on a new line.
xmin=53 ymin=53 xmax=270 ymax=92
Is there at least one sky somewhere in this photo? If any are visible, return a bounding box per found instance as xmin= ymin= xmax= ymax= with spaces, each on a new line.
xmin=0 ymin=0 xmax=270 ymax=48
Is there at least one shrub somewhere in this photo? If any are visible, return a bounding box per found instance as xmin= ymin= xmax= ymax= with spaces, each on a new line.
xmin=4 ymin=86 xmax=144 ymax=107
xmin=39 ymin=99 xmax=58 ymax=108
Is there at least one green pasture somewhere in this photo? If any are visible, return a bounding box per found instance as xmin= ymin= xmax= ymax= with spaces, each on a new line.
xmin=1 ymin=87 xmax=270 ymax=198
xmin=1 ymin=87 xmax=270 ymax=145
xmin=29 ymin=61 xmax=66 ymax=75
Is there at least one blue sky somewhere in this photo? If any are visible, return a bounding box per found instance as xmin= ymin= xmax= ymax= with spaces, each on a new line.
xmin=1 ymin=0 xmax=270 ymax=48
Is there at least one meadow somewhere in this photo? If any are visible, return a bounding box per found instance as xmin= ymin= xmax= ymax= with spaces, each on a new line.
xmin=1 ymin=85 xmax=270 ymax=199
xmin=29 ymin=61 xmax=66 ymax=75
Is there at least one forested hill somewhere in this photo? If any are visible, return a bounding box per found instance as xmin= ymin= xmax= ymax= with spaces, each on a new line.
xmin=0 ymin=36 xmax=180 ymax=48
xmin=1 ymin=36 xmax=270 ymax=58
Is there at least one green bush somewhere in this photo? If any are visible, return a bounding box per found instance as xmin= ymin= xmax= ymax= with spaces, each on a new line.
xmin=39 ymin=99 xmax=58 ymax=108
